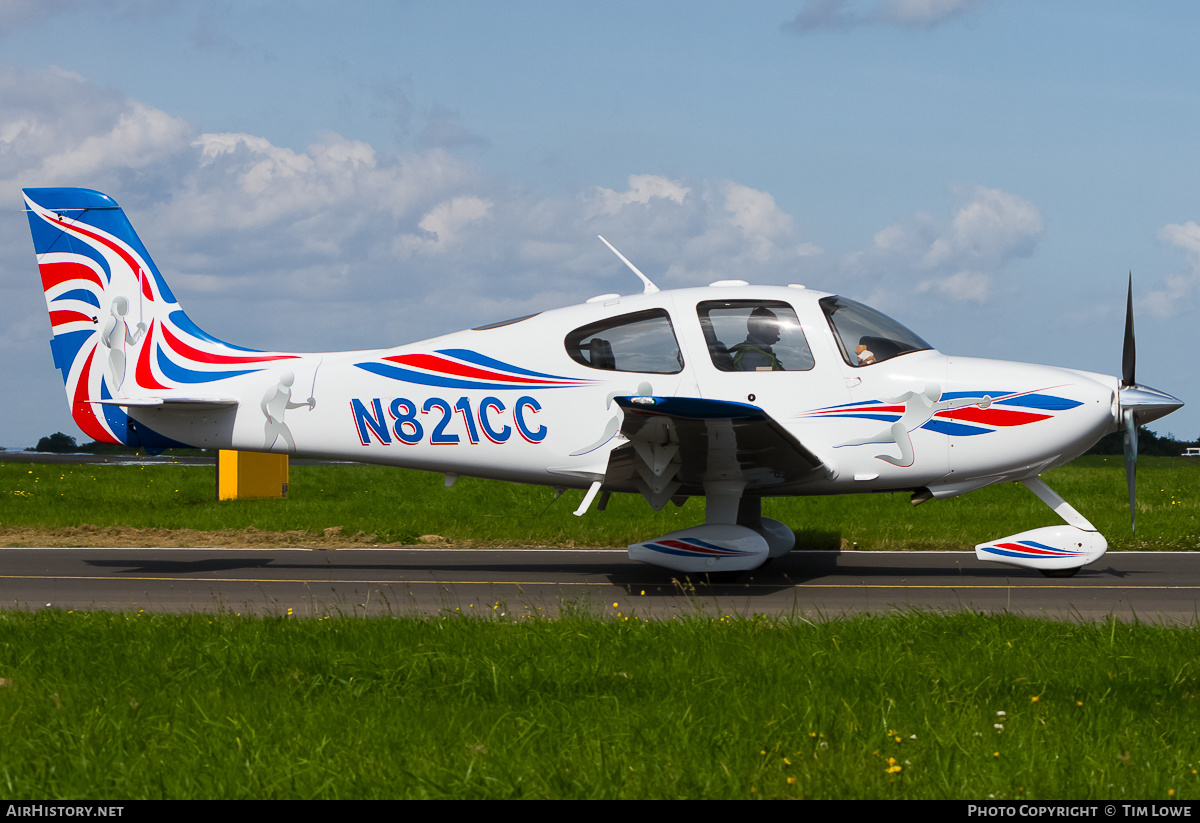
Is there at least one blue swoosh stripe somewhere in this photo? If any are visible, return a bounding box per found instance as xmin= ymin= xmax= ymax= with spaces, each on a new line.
xmin=52 ymin=288 xmax=101 ymax=308
xmin=940 ymin=390 xmax=1082 ymax=411
xmin=998 ymin=394 xmax=1082 ymax=411
xmin=354 ymin=361 xmax=571 ymax=391
xmin=156 ymin=346 xmax=261 ymax=383
xmin=437 ymin=348 xmax=584 ymax=382
xmin=824 ymin=413 xmax=901 ymax=423
xmin=640 ymin=542 xmax=753 ymax=558
xmin=921 ymin=419 xmax=990 ymax=436
xmin=980 ymin=546 xmax=1086 ymax=559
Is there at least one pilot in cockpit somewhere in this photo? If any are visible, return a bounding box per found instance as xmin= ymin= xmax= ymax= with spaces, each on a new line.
xmin=730 ymin=306 xmax=785 ymax=371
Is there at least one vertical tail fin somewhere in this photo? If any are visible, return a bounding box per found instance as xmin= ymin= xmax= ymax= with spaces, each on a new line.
xmin=23 ymin=187 xmax=295 ymax=447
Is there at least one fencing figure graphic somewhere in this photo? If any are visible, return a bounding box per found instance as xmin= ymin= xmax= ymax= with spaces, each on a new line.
xmin=261 ymin=369 xmax=317 ymax=452
xmin=100 ymin=296 xmax=146 ymax=392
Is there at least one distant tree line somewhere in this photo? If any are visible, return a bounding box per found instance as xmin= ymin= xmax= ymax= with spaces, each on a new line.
xmin=28 ymin=432 xmax=208 ymax=456
xmin=32 ymin=432 xmax=80 ymax=453
xmin=1086 ymin=428 xmax=1199 ymax=457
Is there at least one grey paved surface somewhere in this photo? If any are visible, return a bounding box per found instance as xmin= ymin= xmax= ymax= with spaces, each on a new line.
xmin=1 ymin=548 xmax=1197 ymax=622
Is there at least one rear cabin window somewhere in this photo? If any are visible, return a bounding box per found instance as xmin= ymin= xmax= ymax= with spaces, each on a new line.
xmin=697 ymin=300 xmax=814 ymax=372
xmin=565 ymin=309 xmax=683 ymax=374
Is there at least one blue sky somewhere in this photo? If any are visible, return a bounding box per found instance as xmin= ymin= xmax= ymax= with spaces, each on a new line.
xmin=1 ymin=0 xmax=1197 ymax=448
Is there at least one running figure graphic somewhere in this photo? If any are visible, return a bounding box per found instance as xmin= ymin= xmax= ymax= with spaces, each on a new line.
xmin=261 ymin=370 xmax=316 ymax=451
xmin=836 ymin=382 xmax=993 ymax=467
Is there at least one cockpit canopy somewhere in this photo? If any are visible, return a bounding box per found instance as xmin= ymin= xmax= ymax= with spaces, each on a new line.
xmin=560 ymin=290 xmax=933 ymax=375
xmin=820 ymin=295 xmax=932 ymax=367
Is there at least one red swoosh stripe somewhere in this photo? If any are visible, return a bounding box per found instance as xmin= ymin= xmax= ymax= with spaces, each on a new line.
xmin=136 ymin=321 xmax=171 ymax=391
xmin=384 ymin=353 xmax=581 ymax=385
xmin=808 ymin=404 xmax=906 ymax=416
xmin=71 ymin=347 xmax=118 ymax=444
xmin=655 ymin=540 xmax=741 ymax=556
xmin=936 ymin=408 xmax=1051 ymax=426
xmin=49 ymin=310 xmax=95 ymax=328
xmin=40 ymin=260 xmax=104 ymax=292
xmin=992 ymin=542 xmax=1070 ymax=556
xmin=50 ymin=216 xmax=153 ymax=300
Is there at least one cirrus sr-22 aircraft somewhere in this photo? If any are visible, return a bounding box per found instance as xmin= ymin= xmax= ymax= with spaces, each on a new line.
xmin=23 ymin=187 xmax=1183 ymax=578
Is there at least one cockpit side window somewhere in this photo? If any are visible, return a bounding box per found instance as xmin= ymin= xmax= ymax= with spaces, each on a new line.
xmin=565 ymin=309 xmax=683 ymax=374
xmin=819 ymin=295 xmax=932 ymax=367
xmin=696 ymin=300 xmax=814 ymax=372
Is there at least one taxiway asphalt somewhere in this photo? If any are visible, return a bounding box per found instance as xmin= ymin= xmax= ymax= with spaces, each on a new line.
xmin=1 ymin=547 xmax=1197 ymax=622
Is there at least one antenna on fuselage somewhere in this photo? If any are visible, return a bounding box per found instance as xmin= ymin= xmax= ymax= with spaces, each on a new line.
xmin=597 ymin=235 xmax=660 ymax=294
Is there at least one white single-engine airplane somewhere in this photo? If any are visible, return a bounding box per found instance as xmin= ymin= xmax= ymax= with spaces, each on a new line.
xmin=24 ymin=187 xmax=1183 ymax=578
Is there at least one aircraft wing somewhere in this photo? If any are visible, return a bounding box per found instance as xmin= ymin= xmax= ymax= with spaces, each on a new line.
xmin=604 ymin=396 xmax=828 ymax=506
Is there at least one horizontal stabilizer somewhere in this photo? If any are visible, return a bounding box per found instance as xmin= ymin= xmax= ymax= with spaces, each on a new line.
xmin=89 ymin=397 xmax=239 ymax=410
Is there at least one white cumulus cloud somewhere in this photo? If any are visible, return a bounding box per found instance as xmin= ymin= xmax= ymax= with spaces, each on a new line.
xmin=924 ymin=186 xmax=1043 ymax=269
xmin=917 ymin=270 xmax=990 ymax=303
xmin=783 ymin=0 xmax=982 ymax=33
xmin=398 ymin=196 xmax=494 ymax=255
xmin=830 ymin=185 xmax=1042 ymax=318
xmin=861 ymin=185 xmax=1042 ymax=276
xmin=1144 ymin=221 xmax=1200 ymax=318
xmin=590 ymin=174 xmax=691 ymax=217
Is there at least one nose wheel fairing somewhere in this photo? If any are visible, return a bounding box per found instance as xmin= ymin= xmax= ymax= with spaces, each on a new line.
xmin=974 ymin=476 xmax=1107 ymax=574
xmin=975 ymin=525 xmax=1106 ymax=572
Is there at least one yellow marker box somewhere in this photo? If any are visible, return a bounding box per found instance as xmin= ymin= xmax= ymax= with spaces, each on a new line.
xmin=217 ymin=450 xmax=289 ymax=500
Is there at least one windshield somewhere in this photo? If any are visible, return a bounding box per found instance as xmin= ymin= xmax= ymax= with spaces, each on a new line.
xmin=820 ymin=296 xmax=932 ymax=367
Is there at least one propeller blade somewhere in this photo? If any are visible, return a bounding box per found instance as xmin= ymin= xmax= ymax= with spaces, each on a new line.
xmin=1121 ymin=273 xmax=1138 ymax=532
xmin=1115 ymin=275 xmax=1184 ymax=533
xmin=1123 ymin=408 xmax=1137 ymax=533
xmin=1122 ymin=273 xmax=1135 ymax=388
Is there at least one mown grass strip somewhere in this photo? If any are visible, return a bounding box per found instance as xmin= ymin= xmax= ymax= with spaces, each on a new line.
xmin=0 ymin=609 xmax=1197 ymax=799
xmin=2 ymin=455 xmax=1198 ymax=549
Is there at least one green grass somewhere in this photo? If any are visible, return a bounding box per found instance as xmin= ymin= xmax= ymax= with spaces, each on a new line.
xmin=0 ymin=609 xmax=1197 ymax=799
xmin=1 ymin=455 xmax=1197 ymax=549
xmin=2 ymin=459 xmax=1197 ymax=799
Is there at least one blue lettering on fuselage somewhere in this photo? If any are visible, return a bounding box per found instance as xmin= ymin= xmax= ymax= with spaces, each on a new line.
xmin=351 ymin=398 xmax=390 ymax=445
xmin=352 ymin=395 xmax=543 ymax=446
